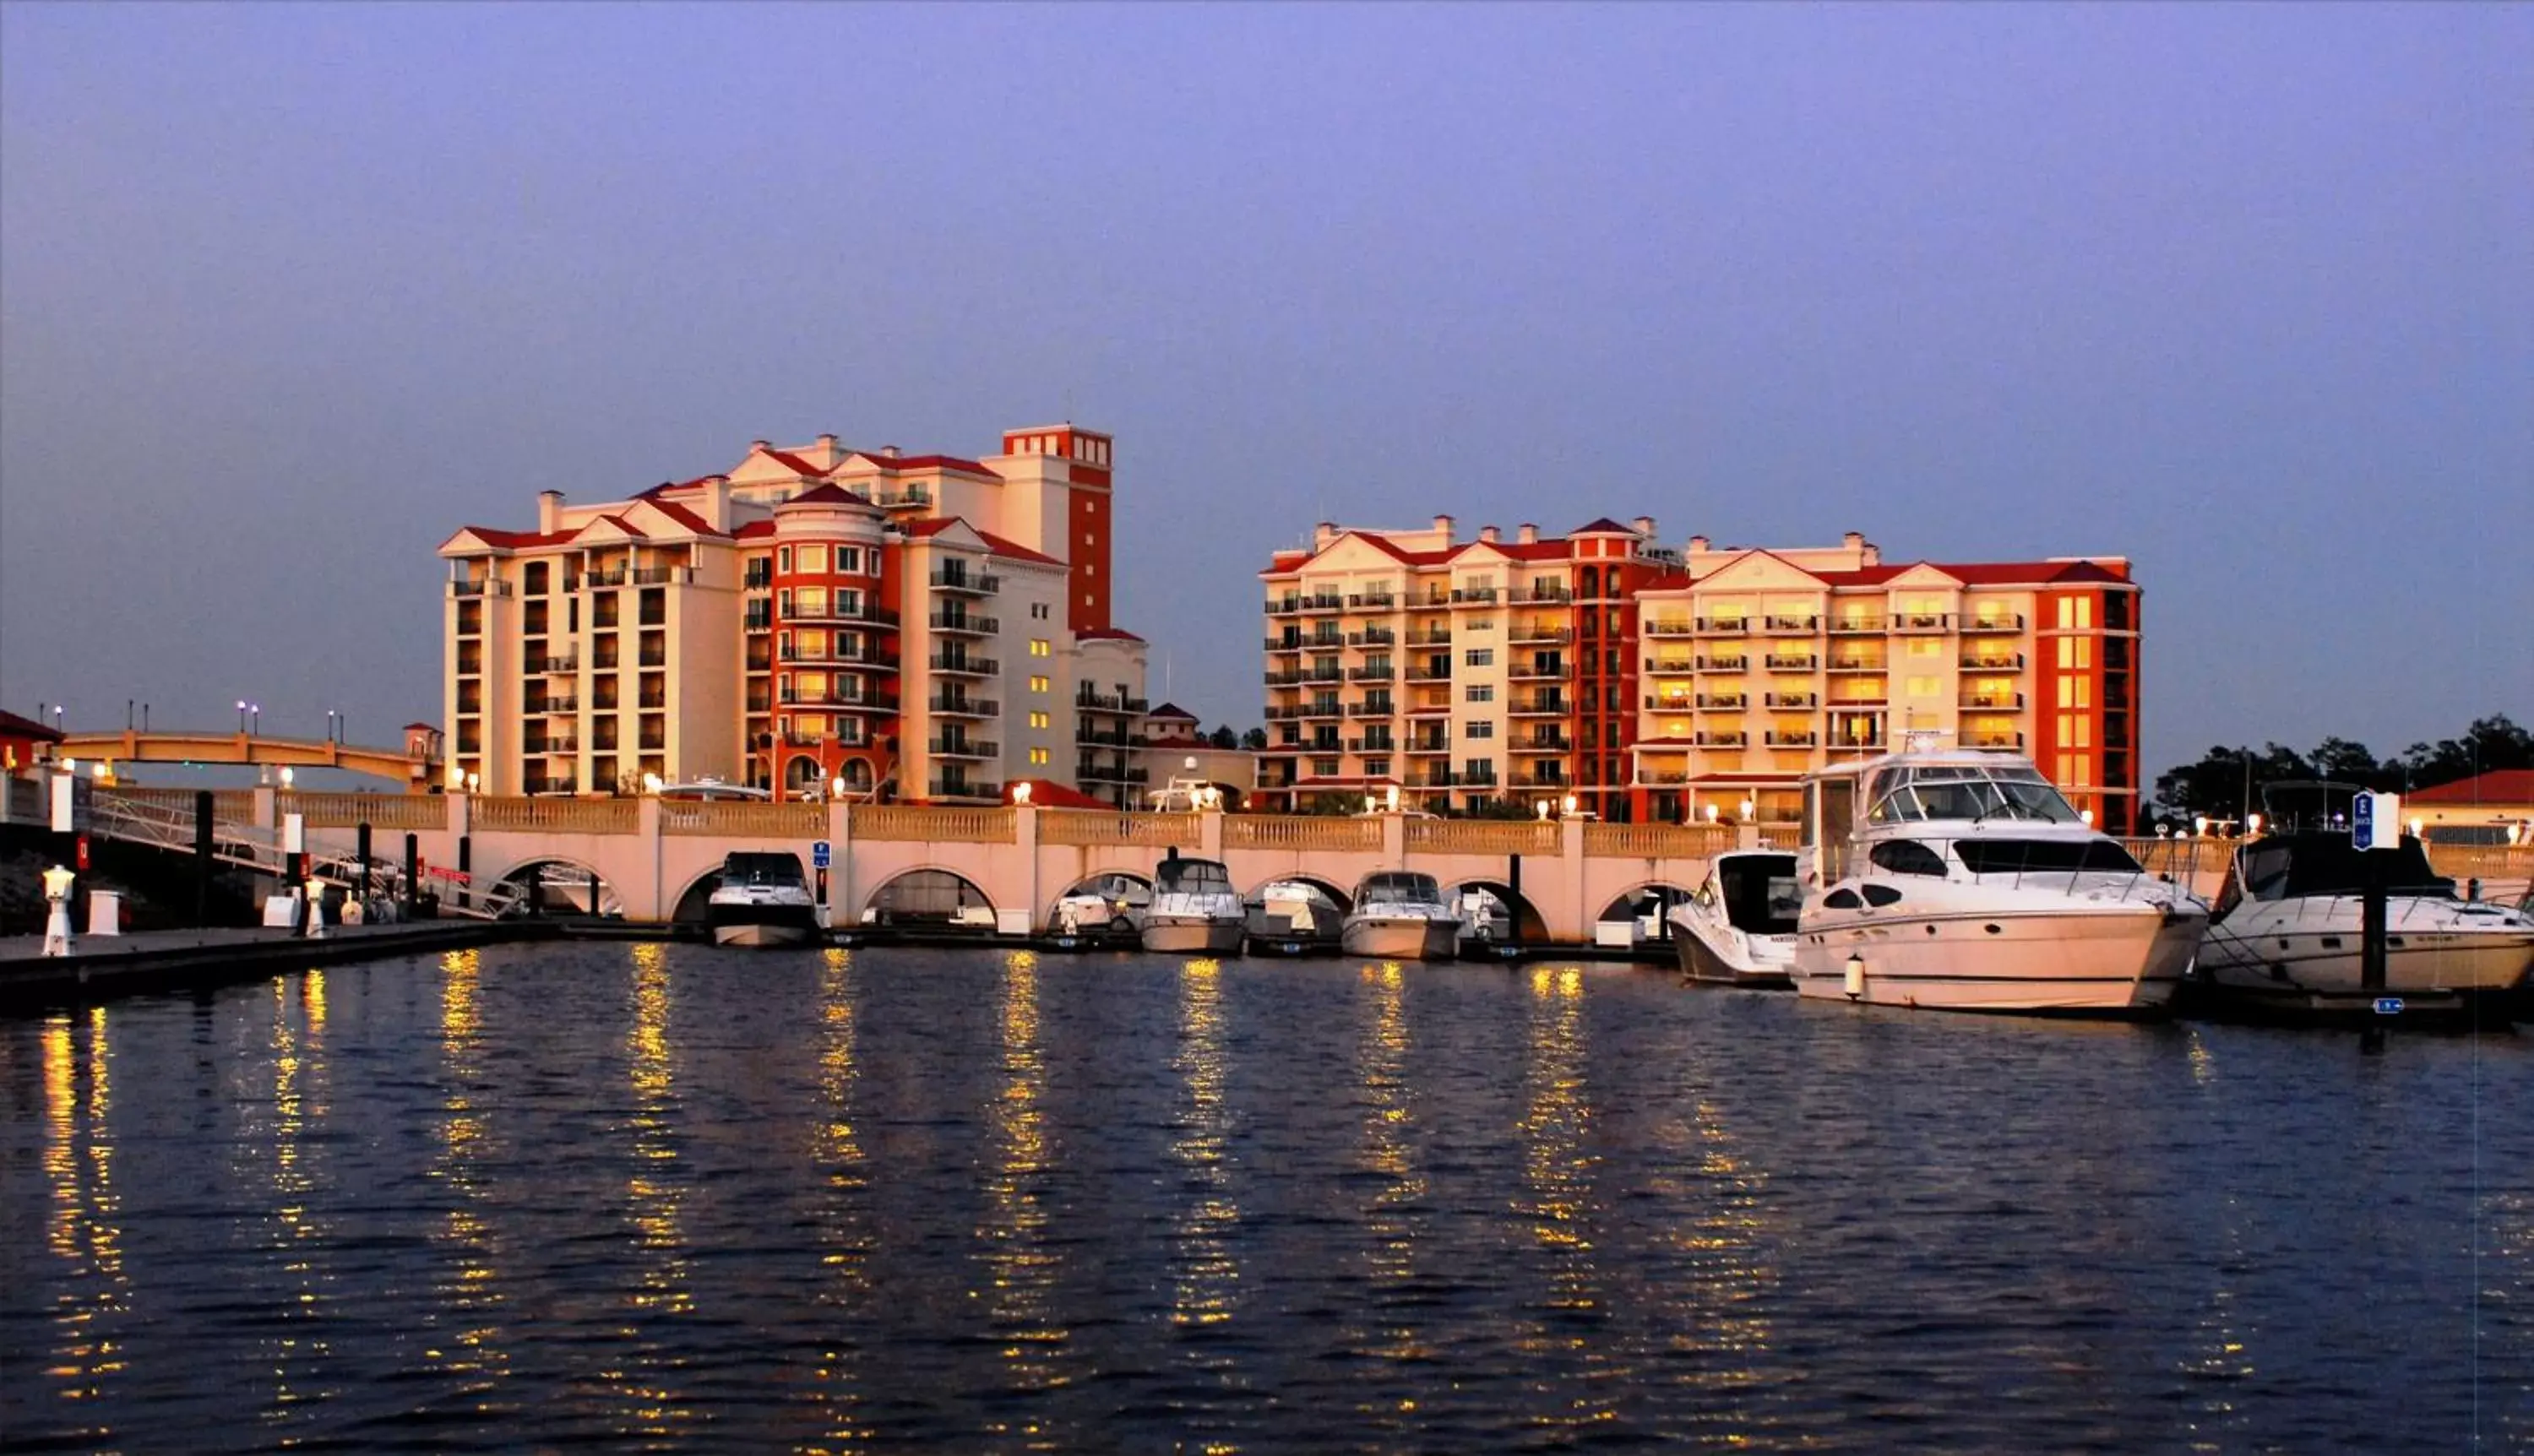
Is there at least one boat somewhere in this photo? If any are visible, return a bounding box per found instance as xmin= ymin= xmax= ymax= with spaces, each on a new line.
xmin=1791 ymin=747 xmax=2209 ymax=1015
xmin=2194 ymin=820 xmax=2534 ymax=1021
xmin=706 ymin=850 xmax=820 ymax=947
xmin=1247 ymin=879 xmax=1338 ymax=956
xmin=1141 ymin=855 xmax=1248 ymax=954
xmin=1341 ymin=871 xmax=1463 ymax=961
xmin=1669 ymin=850 xmax=1800 ymax=987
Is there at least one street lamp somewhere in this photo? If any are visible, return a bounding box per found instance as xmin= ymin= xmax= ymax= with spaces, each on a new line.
xmin=238 ymin=700 xmax=248 ymax=733
xmin=1011 ymin=780 xmax=1031 ymax=806
xmin=465 ymin=771 xmax=481 ymax=794
xmin=280 ymin=767 xmax=294 ymax=788
xmin=326 ymin=709 xmax=340 ymax=743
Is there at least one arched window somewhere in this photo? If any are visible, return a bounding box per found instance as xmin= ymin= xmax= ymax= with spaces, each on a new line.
xmin=1822 ymin=888 xmax=1863 ymax=910
xmin=1861 ymin=883 xmax=1906 ymax=907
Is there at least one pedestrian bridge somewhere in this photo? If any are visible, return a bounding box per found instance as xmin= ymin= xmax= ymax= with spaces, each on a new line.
xmin=57 ymin=730 xmax=430 ymax=787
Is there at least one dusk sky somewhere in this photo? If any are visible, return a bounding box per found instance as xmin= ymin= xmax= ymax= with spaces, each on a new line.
xmin=3 ymin=3 xmax=2526 ymax=784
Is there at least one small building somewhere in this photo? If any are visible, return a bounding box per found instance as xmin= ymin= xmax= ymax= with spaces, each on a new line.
xmin=1142 ymin=703 xmax=1257 ymax=809
xmin=0 ymin=709 xmax=64 ymax=776
xmin=2406 ymin=769 xmax=2534 ymax=845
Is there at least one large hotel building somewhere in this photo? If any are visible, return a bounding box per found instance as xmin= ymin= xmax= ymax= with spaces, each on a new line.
xmin=1259 ymin=519 xmax=2142 ymax=832
xmin=439 ymin=425 xmax=1151 ymax=804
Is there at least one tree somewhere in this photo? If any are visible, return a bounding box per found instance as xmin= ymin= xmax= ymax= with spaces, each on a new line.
xmin=2391 ymin=714 xmax=2534 ymax=791
xmin=1207 ymin=725 xmax=1238 ymax=750
xmin=2149 ymin=742 xmax=2312 ymax=828
xmin=2150 ymin=713 xmax=2534 ymax=828
xmin=1240 ymin=727 xmax=1268 ymax=752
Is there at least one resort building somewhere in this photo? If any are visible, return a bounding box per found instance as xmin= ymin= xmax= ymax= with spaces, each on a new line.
xmin=439 ymin=424 xmax=1150 ymax=804
xmin=1260 ymin=522 xmax=2144 ymax=830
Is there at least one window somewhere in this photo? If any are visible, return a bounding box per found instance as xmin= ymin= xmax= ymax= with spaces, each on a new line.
xmin=799 ymin=545 xmax=827 ymax=574
xmin=1465 ymin=649 xmax=1494 ymax=667
xmin=2055 ymin=637 xmax=2092 ymax=669
xmin=1030 ymin=676 xmax=1050 ymax=693
xmin=1823 ymin=888 xmax=1863 ymax=910
xmin=1465 ymin=720 xmax=1495 ymax=739
xmin=1085 ymin=533 xmax=1096 ymax=546
xmin=1029 ymin=710 xmax=1049 ymax=729
xmin=2055 ymin=595 xmax=2095 ymax=630
xmin=1465 ymin=685 xmax=1494 ymax=703
xmin=777 ymin=546 xmax=793 ymax=573
xmin=1869 ymin=840 xmax=1948 ymax=877
xmin=1313 ymin=758 xmax=1340 ymax=776
xmin=1364 ymin=757 xmax=1391 ymax=777
xmin=1861 ymin=884 xmax=1906 ymax=907
xmin=1906 ymin=676 xmax=1942 ymax=698
xmin=1908 ymin=638 xmax=1944 ymax=659
xmin=1030 ymin=639 xmax=1052 ymax=658
xmin=2056 ymin=714 xmax=2090 ymax=748
xmin=1032 ymin=602 xmax=1048 ymax=620
xmin=1954 ymin=838 xmax=2140 ymax=876
xmin=2057 ymin=677 xmax=2092 ymax=709
xmin=1029 ymin=747 xmax=1050 ymax=766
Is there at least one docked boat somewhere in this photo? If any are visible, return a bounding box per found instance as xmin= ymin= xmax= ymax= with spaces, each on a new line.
xmin=1141 ymin=855 xmax=1248 ymax=954
xmin=1342 ymin=871 xmax=1464 ymax=961
xmin=1792 ymin=747 xmax=2209 ymax=1015
xmin=1669 ymin=850 xmax=1800 ymax=988
xmin=2195 ymin=826 xmax=2534 ymax=1019
xmin=707 ymin=850 xmax=821 ymax=947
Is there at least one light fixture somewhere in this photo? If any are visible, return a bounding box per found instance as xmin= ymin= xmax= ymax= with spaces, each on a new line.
xmin=641 ymin=772 xmax=662 ymax=795
xmin=2407 ymin=817 xmax=2423 ymax=841
xmin=448 ymin=763 xmax=465 ymax=789
xmin=2246 ymin=812 xmax=2264 ymax=837
xmin=465 ymin=771 xmax=481 ymax=794
xmin=2194 ymin=815 xmax=2209 ymax=837
xmin=1365 ymin=794 xmax=1380 ymax=815
xmin=2510 ymin=823 xmax=2524 ymax=846
xmin=1385 ymin=785 xmax=1400 ymax=812
xmin=62 ymin=757 xmax=77 ymax=774
xmin=1705 ymin=802 xmax=1720 ymax=824
xmin=1012 ymin=781 xmax=1032 ymax=806
xmin=1562 ymin=793 xmax=1580 ymax=818
xmin=1536 ymin=800 xmax=1552 ymax=820
xmin=280 ymin=767 xmax=295 ymax=788
xmin=2079 ymin=808 xmax=2093 ymax=827
xmin=1740 ymin=797 xmax=1756 ymax=822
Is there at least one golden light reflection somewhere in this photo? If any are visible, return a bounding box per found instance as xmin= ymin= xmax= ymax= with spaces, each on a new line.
xmin=613 ymin=942 xmax=696 ymax=1442
xmin=1347 ymin=956 xmax=1429 ymax=1383
xmin=2178 ymin=1029 xmax=2255 ymax=1449
xmin=1170 ymin=958 xmax=1240 ymax=1334
xmin=1516 ymin=964 xmax=1618 ymax=1432
xmin=976 ymin=947 xmax=1070 ymax=1448
xmin=806 ymin=945 xmax=873 ymax=1455
xmin=427 ymin=948 xmax=511 ymax=1401
xmin=41 ymin=1009 xmax=127 ymax=1442
xmin=263 ymin=970 xmax=335 ymax=1426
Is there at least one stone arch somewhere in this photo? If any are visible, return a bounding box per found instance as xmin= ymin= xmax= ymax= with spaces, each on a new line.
xmin=670 ymin=866 xmax=724 ymax=924
xmin=1597 ymin=879 xmax=1696 ymax=939
xmin=1048 ymin=871 xmax=1152 ymax=931
xmin=861 ymin=866 xmax=996 ymax=927
xmin=1444 ymin=878 xmax=1550 ymax=942
xmin=838 ymin=757 xmax=875 ymax=792
xmin=482 ymin=855 xmax=622 ymax=918
xmin=783 ymin=753 xmax=824 ymax=795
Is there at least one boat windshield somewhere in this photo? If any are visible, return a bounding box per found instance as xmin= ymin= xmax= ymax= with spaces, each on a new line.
xmin=1714 ymin=854 xmax=1802 ymax=934
xmin=1359 ymin=872 xmax=1443 ymax=907
xmin=1868 ymin=765 xmax=2081 ymax=825
xmin=722 ymin=852 xmax=805 ymax=887
xmin=1954 ymin=839 xmax=2142 ymax=876
xmin=1156 ymin=858 xmax=1232 ymax=893
xmin=2239 ymin=832 xmax=2450 ymax=902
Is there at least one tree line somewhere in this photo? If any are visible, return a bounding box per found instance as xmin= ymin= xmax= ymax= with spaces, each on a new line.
xmin=2152 ymin=714 xmax=2531 ymax=825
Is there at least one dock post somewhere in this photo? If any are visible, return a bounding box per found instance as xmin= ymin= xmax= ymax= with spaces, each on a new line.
xmin=457 ymin=834 xmax=471 ymax=912
xmin=356 ymin=823 xmax=372 ymax=902
xmin=2360 ymin=853 xmax=2390 ymax=1052
xmin=193 ymin=790 xmax=215 ymax=926
xmin=403 ymin=833 xmax=419 ymax=917
xmin=1508 ymin=854 xmax=1524 ymax=948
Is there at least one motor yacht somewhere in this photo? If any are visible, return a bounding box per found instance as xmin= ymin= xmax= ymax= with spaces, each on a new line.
xmin=707 ymin=850 xmax=820 ymax=947
xmin=2196 ymin=825 xmax=2534 ymax=1019
xmin=1792 ymin=747 xmax=2208 ymax=1015
xmin=1342 ymin=871 xmax=1463 ymax=961
xmin=1141 ymin=855 xmax=1248 ymax=954
xmin=1669 ymin=850 xmax=1800 ymax=988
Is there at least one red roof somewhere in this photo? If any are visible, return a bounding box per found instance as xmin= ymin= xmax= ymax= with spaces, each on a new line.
xmin=1145 ymin=702 xmax=1199 ymax=721
xmin=447 ymin=525 xmax=579 ymax=551
xmin=902 ymin=517 xmax=961 ymax=539
xmin=736 ymin=519 xmax=777 ymax=539
xmin=2409 ymin=769 xmax=2534 ymax=807
xmin=640 ymin=497 xmax=725 ymax=536
xmin=0 ymin=709 xmax=65 ymax=743
xmin=1004 ymin=778 xmax=1117 ymax=809
xmin=1076 ymin=626 xmax=1145 ymax=642
xmin=851 ymin=452 xmax=995 ymax=476
xmin=1570 ymin=517 xmax=1639 ymax=535
xmin=759 ymin=448 xmax=826 ymax=476
xmin=976 ymin=530 xmax=1063 ymax=567
xmin=780 ymin=483 xmax=870 ymax=508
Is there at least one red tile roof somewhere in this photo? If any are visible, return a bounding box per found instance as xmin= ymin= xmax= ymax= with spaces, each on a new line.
xmin=445 ymin=525 xmax=579 ymax=551
xmin=902 ymin=518 xmax=961 ymax=538
xmin=1076 ymin=626 xmax=1145 ymax=642
xmin=779 ymin=483 xmax=869 ymax=508
xmin=976 ymin=530 xmax=1063 ymax=567
xmin=1003 ymin=778 xmax=1117 ymax=809
xmin=759 ymin=448 xmax=827 ymax=476
xmin=1569 ymin=517 xmax=1639 ymax=535
xmin=850 ymin=452 xmax=995 ymax=476
xmin=640 ymin=497 xmax=724 ymax=536
xmin=1145 ymin=702 xmax=1199 ymax=721
xmin=2408 ymin=769 xmax=2534 ymax=807
xmin=735 ymin=519 xmax=777 ymax=539
xmin=0 ymin=708 xmax=65 ymax=742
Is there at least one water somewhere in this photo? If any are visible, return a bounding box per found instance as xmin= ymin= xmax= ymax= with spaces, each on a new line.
xmin=3 ymin=943 xmax=2527 ymax=1453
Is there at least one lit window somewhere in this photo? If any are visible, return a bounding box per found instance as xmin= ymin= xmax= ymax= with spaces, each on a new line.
xmin=1029 ymin=747 xmax=1050 ymax=766
xmin=1030 ymin=675 xmax=1050 ymax=693
xmin=1030 ymin=638 xmax=1052 ymax=658
xmin=799 ymin=545 xmax=826 ymax=574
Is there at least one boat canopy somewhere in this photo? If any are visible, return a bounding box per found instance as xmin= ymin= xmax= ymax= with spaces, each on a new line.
xmin=1703 ymin=851 xmax=1801 ymax=934
xmin=2239 ymin=830 xmax=2450 ymax=902
xmin=1155 ymin=856 xmax=1233 ymax=893
xmin=1865 ymin=763 xmax=2080 ymax=826
xmin=1357 ymin=871 xmax=1444 ymax=906
xmin=721 ymin=851 xmax=806 ymax=887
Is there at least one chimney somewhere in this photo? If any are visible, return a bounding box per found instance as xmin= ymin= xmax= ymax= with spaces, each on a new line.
xmin=1517 ymin=523 xmax=1539 ymax=545
xmin=1633 ymin=515 xmax=1656 ymax=537
xmin=1479 ymin=524 xmax=1501 ymax=544
xmin=881 ymin=444 xmax=900 ymax=459
xmin=816 ymin=432 xmax=840 ymax=463
xmin=1862 ymin=541 xmax=1880 ymax=567
xmin=1688 ymin=535 xmax=1710 ymax=553
xmin=1313 ymin=521 xmax=1337 ymax=551
xmin=750 ymin=438 xmax=771 ymax=454
xmin=703 ymin=475 xmax=731 ymax=531
xmin=537 ymin=490 xmax=563 ymax=535
xmin=1432 ymin=513 xmax=1455 ymax=540
xmin=1843 ymin=531 xmax=1864 ymax=550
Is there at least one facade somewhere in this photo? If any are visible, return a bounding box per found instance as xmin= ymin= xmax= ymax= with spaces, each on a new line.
xmin=440 ymin=426 xmax=1150 ymax=805
xmin=1256 ymin=515 xmax=1674 ymax=819
xmin=2406 ymin=769 xmax=2534 ymax=844
xmin=1260 ymin=522 xmax=2144 ymax=830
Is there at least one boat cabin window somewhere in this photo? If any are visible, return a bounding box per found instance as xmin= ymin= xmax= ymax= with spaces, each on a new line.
xmin=1861 ymin=884 xmax=1905 ymax=907
xmin=722 ymin=852 xmax=805 ymax=886
xmin=1156 ymin=858 xmax=1232 ymax=892
xmin=1954 ymin=839 xmax=2143 ymax=876
xmin=1868 ymin=764 xmax=2080 ymax=825
xmin=1716 ymin=854 xmax=1802 ymax=934
xmin=1822 ymin=888 xmax=1863 ymax=910
xmin=1868 ymin=840 xmax=1948 ymax=877
xmin=1359 ymin=872 xmax=1443 ymax=906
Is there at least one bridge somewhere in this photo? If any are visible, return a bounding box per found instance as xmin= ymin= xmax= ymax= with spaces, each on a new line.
xmin=54 ymin=730 xmax=434 ymax=789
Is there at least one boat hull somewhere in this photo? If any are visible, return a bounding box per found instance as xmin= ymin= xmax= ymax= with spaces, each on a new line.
xmin=1342 ymin=917 xmax=1462 ymax=961
xmin=1142 ymin=918 xmax=1247 ymax=955
xmin=1794 ymin=906 xmax=2201 ymax=1015
xmin=1673 ymin=926 xmax=1796 ymax=989
xmin=707 ymin=899 xmax=820 ymax=948
xmin=712 ymin=919 xmax=817 ymax=948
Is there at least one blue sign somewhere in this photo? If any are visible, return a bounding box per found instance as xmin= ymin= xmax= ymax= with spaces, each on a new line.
xmin=2373 ymin=997 xmax=2404 ymax=1016
xmin=2352 ymin=792 xmax=2379 ymax=851
xmin=812 ymin=839 xmax=832 ymax=869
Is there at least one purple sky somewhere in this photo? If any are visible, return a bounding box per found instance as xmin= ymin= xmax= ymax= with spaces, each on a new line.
xmin=3 ymin=3 xmax=2527 ymax=780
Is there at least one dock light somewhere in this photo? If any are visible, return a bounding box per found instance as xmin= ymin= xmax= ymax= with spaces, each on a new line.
xmin=280 ymin=767 xmax=294 ymax=788
xmin=1563 ymin=794 xmax=1580 ymax=818
xmin=2246 ymin=812 xmax=2264 ymax=837
xmin=1012 ymin=781 xmax=1032 ymax=806
xmin=1536 ymin=800 xmax=1552 ymax=820
xmin=1739 ymin=797 xmax=1756 ymax=822
xmin=1705 ymin=803 xmax=1720 ymax=824
xmin=465 ymin=772 xmax=481 ymax=794
xmin=2194 ymin=816 xmax=2210 ymax=838
xmin=639 ymin=772 xmax=661 ymax=796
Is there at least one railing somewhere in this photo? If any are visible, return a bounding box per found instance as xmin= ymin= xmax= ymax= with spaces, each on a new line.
xmin=1696 ymin=695 xmax=1748 ymax=709
xmin=660 ymin=800 xmax=829 ymax=838
xmin=471 ymin=796 xmax=639 ymax=834
xmin=2428 ymin=844 xmax=2534 ymax=887
xmin=449 ymin=578 xmax=514 ymax=598
xmin=541 ymin=656 xmax=580 ymax=674
xmin=1765 ymin=731 xmax=1819 ymax=747
xmin=851 ymin=806 xmax=1014 ymax=843
xmin=1894 ymin=612 xmax=1952 ymax=631
xmin=1509 ymin=625 xmax=1573 ymax=644
xmin=927 ymin=738 xmax=998 ymax=758
xmin=539 ymin=698 xmax=580 ymax=714
xmin=1694 ymin=617 xmax=1750 ymax=634
xmin=1960 ymin=693 xmax=2026 ymax=709
xmin=1406 ymin=818 xmax=1562 ymax=856
xmin=871 ymin=486 xmax=933 ymax=508
xmin=929 ymin=655 xmax=998 ymax=675
xmin=1697 ymin=656 xmax=1748 ymax=671
xmin=1826 ymin=659 xmax=1885 ymax=673
xmin=1962 ymin=654 xmax=2026 ymax=670
xmin=1965 ymin=733 xmax=2026 ymax=748
xmin=1765 ymin=693 xmax=1818 ymax=708
xmin=1646 ymin=658 xmax=1697 ymax=676
xmin=268 ymin=792 xmax=450 ymax=829
xmin=1225 ymin=815 xmax=1383 ymax=852
xmin=1763 ymin=616 xmax=1819 ymax=633
xmin=1347 ymin=666 xmax=1395 ymax=682
xmin=1346 ymin=591 xmax=1398 ymax=609
xmin=1264 ymin=637 xmax=1302 ymax=653
xmin=1695 ymin=732 xmax=1748 ymax=747
xmin=1348 ymin=628 xmax=1396 ymax=647
xmin=1644 ymin=621 xmax=1696 ymax=637
xmin=1765 ymin=655 xmax=1818 ymax=671
xmin=928 ymin=612 xmax=999 ymax=634
xmin=1757 ymin=823 xmax=1803 ymax=850
xmin=1961 ymin=614 xmax=2026 ymax=632
xmin=111 ymin=786 xmax=258 ymax=821
xmin=1585 ymin=823 xmax=1737 ymax=859
xmin=928 ymin=696 xmax=999 ymax=717
xmin=1829 ymin=617 xmax=1887 ymax=633
xmin=1039 ymin=811 xmax=1203 ymax=847
xmin=930 ymin=569 xmax=1001 ymax=594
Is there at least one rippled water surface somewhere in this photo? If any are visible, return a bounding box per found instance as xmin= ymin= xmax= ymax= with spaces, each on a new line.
xmin=3 ymin=943 xmax=2529 ymax=1452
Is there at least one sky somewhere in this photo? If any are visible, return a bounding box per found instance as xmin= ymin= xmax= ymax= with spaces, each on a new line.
xmin=3 ymin=3 xmax=2527 ymax=785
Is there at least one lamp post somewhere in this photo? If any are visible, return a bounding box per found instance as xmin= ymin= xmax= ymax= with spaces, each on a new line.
xmin=326 ymin=709 xmax=340 ymax=743
xmin=238 ymin=700 xmax=248 ymax=733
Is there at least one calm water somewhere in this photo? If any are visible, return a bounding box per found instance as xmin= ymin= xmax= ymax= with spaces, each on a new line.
xmin=2 ymin=943 xmax=2528 ymax=1453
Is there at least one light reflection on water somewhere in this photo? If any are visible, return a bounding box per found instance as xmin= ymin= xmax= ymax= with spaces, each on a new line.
xmin=0 ymin=943 xmax=2526 ymax=1453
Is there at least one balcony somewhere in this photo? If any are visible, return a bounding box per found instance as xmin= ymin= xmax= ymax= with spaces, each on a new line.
xmin=927 ymin=695 xmax=1000 ymax=718
xmin=1765 ymin=692 xmax=1819 ymax=709
xmin=1893 ymin=612 xmax=1953 ymax=633
xmin=1828 ymin=735 xmax=1888 ymax=752
xmin=1510 ymin=734 xmax=1570 ymax=753
xmin=1346 ymin=737 xmax=1397 ymax=754
xmin=872 ymin=486 xmax=933 ymax=510
xmin=781 ymin=644 xmax=899 ymax=668
xmin=1696 ymin=655 xmax=1748 ymax=672
xmin=1695 ymin=731 xmax=1748 ymax=747
xmin=1264 ymin=637 xmax=1303 ymax=654
xmin=1509 ymin=623 xmax=1573 ymax=644
xmin=1347 ymin=666 xmax=1395 ymax=682
xmin=1961 ymin=614 xmax=2025 ymax=632
xmin=1966 ymin=731 xmax=2026 ymax=749
xmin=1645 ymin=656 xmax=1696 ymax=676
xmin=541 ymin=698 xmax=580 ymax=714
xmin=630 ymin=566 xmax=691 ymax=586
xmin=1516 ymin=585 xmax=1574 ymax=604
xmin=1509 ymin=660 xmax=1569 ymax=681
xmin=1346 ymin=590 xmax=1398 ymax=611
xmin=742 ymin=568 xmax=771 ymax=590
xmin=930 ymin=568 xmax=1001 ymax=595
xmin=1348 ymin=702 xmax=1395 ymax=718
xmin=1960 ymin=693 xmax=2026 ymax=709
xmin=528 ymin=738 xmax=579 ymax=756
xmin=1298 ymin=593 xmax=1346 ymax=614
xmin=1765 ymin=654 xmax=1818 ymax=671
xmin=1829 ymin=617 xmax=1887 ymax=633
xmin=927 ymin=737 xmax=998 ymax=759
xmin=787 ymin=601 xmax=902 ymax=627
xmin=1077 ymin=763 xmax=1150 ymax=785
xmin=449 ymin=578 xmax=514 ymax=599
xmin=1765 ymin=730 xmax=1819 ymax=747
xmin=1403 ymin=666 xmax=1452 ymax=682
xmin=1826 ymin=658 xmax=1886 ymax=673
xmin=1449 ymin=587 xmax=1498 ymax=604
xmin=1297 ymin=701 xmax=1345 ymax=720
xmin=929 ymin=654 xmax=998 ymax=676
xmin=1348 ymin=627 xmax=1396 ymax=648
xmin=1509 ymin=696 xmax=1568 ymax=716
xmin=744 ymin=609 xmax=772 ymax=632
xmin=1643 ymin=620 xmax=1696 ymax=637
xmin=541 ymin=655 xmax=580 ymax=675
xmin=1405 ymin=629 xmax=1453 ymax=647
xmin=928 ymin=611 xmax=998 ymax=636
xmin=585 ymin=567 xmax=629 ymax=588
xmin=1961 ymin=652 xmax=2026 ymax=671
xmin=1831 ymin=693 xmax=1890 ymax=708
xmin=1763 ymin=615 xmax=1819 ymax=633
xmin=1404 ymin=739 xmax=1450 ymax=755
xmin=1645 ymin=693 xmax=1695 ymax=713
xmin=1695 ymin=693 xmax=1747 ymax=709
xmin=1507 ymin=770 xmax=1569 ymax=790
xmin=926 ymin=777 xmax=1000 ymax=801
xmin=1406 ymin=593 xmax=1453 ymax=611
xmin=1694 ymin=617 xmax=1750 ymax=635
xmin=1074 ymin=689 xmax=1148 ymax=714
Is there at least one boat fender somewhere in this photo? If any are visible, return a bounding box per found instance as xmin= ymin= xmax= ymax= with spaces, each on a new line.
xmin=1844 ymin=953 xmax=1866 ymax=1000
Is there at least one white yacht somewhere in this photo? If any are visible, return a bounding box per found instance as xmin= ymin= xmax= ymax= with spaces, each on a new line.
xmin=1792 ymin=748 xmax=2208 ymax=1015
xmin=2196 ymin=827 xmax=2534 ymax=1019
xmin=1141 ymin=856 xmax=1248 ymax=954
xmin=1342 ymin=871 xmax=1463 ymax=961
xmin=1669 ymin=850 xmax=1800 ymax=988
xmin=707 ymin=850 xmax=820 ymax=947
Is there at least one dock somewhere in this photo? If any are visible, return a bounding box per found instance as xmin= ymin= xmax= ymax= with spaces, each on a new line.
xmin=0 ymin=921 xmax=538 ymax=1011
